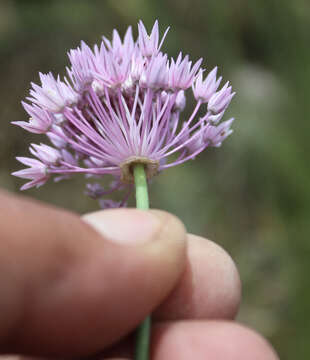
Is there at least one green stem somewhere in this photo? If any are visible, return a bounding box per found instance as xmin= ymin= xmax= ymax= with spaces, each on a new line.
xmin=133 ymin=163 xmax=149 ymax=210
xmin=134 ymin=316 xmax=151 ymax=360
xmin=133 ymin=163 xmax=151 ymax=360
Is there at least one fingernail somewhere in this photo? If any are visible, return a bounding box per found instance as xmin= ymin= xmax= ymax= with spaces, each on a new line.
xmin=83 ymin=209 xmax=162 ymax=245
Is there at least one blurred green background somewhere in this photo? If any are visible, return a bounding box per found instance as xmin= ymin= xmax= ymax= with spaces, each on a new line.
xmin=1 ymin=0 xmax=309 ymax=358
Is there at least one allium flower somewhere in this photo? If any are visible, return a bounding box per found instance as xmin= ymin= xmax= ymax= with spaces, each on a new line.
xmin=67 ymin=41 xmax=96 ymax=92
xmin=13 ymin=20 xmax=235 ymax=207
xmin=208 ymin=81 xmax=235 ymax=114
xmin=29 ymin=143 xmax=61 ymax=165
xmin=29 ymin=72 xmax=79 ymax=113
xmin=12 ymin=102 xmax=53 ymax=134
xmin=169 ymin=53 xmax=202 ymax=90
xmin=138 ymin=20 xmax=169 ymax=57
xmin=12 ymin=158 xmax=49 ymax=190
xmin=193 ymin=67 xmax=222 ymax=102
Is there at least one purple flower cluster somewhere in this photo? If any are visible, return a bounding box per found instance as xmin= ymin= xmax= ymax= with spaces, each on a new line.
xmin=13 ymin=20 xmax=235 ymax=207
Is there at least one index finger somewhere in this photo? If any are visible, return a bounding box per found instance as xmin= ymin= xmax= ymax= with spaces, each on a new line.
xmin=154 ymin=234 xmax=241 ymax=321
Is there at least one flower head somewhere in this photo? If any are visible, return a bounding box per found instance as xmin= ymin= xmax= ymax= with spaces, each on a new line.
xmin=13 ymin=20 xmax=235 ymax=206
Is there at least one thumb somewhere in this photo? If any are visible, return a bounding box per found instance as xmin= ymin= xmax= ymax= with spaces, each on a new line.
xmin=80 ymin=209 xmax=187 ymax=353
xmin=2 ymin=202 xmax=186 ymax=357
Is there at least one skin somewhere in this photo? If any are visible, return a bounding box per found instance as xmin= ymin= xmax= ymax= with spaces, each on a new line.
xmin=0 ymin=189 xmax=279 ymax=359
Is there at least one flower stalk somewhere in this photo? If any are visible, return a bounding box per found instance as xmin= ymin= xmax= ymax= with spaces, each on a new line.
xmin=134 ymin=316 xmax=151 ymax=360
xmin=133 ymin=163 xmax=151 ymax=360
xmin=133 ymin=163 xmax=149 ymax=210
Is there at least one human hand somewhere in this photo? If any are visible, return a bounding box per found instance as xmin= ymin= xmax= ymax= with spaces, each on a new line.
xmin=0 ymin=190 xmax=278 ymax=359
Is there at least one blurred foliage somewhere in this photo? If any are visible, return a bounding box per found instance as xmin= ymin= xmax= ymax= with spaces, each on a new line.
xmin=1 ymin=0 xmax=310 ymax=358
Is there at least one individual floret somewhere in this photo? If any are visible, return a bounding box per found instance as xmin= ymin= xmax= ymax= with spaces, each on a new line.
xmin=193 ymin=67 xmax=222 ymax=102
xmin=12 ymin=157 xmax=49 ymax=190
xmin=208 ymin=82 xmax=235 ymax=114
xmin=29 ymin=72 xmax=78 ymax=113
xmin=12 ymin=102 xmax=53 ymax=134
